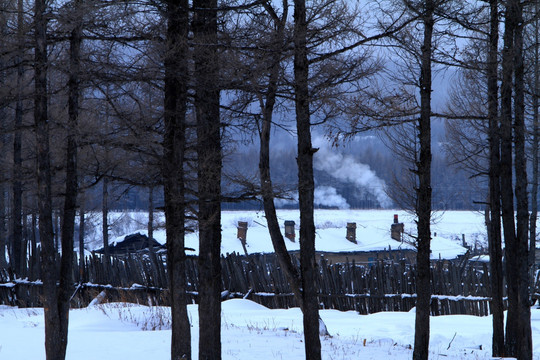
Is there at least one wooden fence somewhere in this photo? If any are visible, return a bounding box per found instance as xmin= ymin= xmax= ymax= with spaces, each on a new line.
xmin=0 ymin=249 xmax=502 ymax=316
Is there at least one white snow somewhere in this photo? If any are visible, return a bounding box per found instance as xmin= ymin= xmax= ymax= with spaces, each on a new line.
xmin=116 ymin=209 xmax=474 ymax=259
xmin=2 ymin=299 xmax=539 ymax=359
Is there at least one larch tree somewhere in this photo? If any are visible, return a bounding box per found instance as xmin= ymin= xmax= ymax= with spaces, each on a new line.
xmin=293 ymin=0 xmax=322 ymax=357
xmin=34 ymin=0 xmax=64 ymax=358
xmin=58 ymin=1 xmax=82 ymax=357
xmin=412 ymin=1 xmax=434 ymax=359
xmin=223 ymin=0 xmax=403 ymax=354
xmin=500 ymin=0 xmax=532 ymax=358
xmin=486 ymin=0 xmax=504 ymax=355
xmin=193 ymin=0 xmax=222 ymax=357
xmin=12 ymin=0 xmax=25 ymax=278
xmin=163 ymin=0 xmax=192 ymax=359
xmin=439 ymin=1 xmax=505 ymax=355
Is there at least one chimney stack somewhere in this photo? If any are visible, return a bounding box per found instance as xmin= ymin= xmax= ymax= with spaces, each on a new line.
xmin=237 ymin=221 xmax=248 ymax=242
xmin=346 ymin=222 xmax=357 ymax=244
xmin=237 ymin=221 xmax=249 ymax=254
xmin=391 ymin=214 xmax=404 ymax=241
xmin=284 ymin=221 xmax=296 ymax=242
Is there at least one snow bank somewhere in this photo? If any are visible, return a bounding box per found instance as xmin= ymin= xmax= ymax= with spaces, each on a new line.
xmin=3 ymin=300 xmax=540 ymax=359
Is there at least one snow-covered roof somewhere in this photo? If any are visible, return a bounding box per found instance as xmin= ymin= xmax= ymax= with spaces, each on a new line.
xmin=126 ymin=209 xmax=470 ymax=260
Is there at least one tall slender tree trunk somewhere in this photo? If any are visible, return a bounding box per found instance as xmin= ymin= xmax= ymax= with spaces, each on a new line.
xmin=0 ymin=185 xmax=6 ymax=269
xmin=35 ymin=0 xmax=62 ymax=358
xmin=30 ymin=209 xmax=37 ymax=281
xmin=193 ymin=0 xmax=222 ymax=357
xmin=530 ymin=0 xmax=540 ymax=273
xmin=78 ymin=192 xmax=85 ymax=283
xmin=21 ymin=206 xmax=27 ymax=278
xmin=501 ymin=1 xmax=519 ymax=356
xmin=102 ymin=176 xmax=109 ymax=266
xmin=163 ymin=0 xmax=191 ymax=358
xmin=486 ymin=0 xmax=504 ymax=356
xmin=413 ymin=2 xmax=433 ymax=360
xmin=0 ymin=105 xmax=7 ymax=270
xmin=258 ymin=0 xmax=305 ymax=311
xmin=293 ymin=0 xmax=322 ymax=358
xmin=11 ymin=0 xmax=24 ymax=278
xmin=512 ymin=2 xmax=532 ymax=358
xmin=0 ymin=6 xmax=7 ymax=272
xmin=148 ymin=186 xmax=154 ymax=242
xmin=56 ymin=6 xmax=82 ymax=357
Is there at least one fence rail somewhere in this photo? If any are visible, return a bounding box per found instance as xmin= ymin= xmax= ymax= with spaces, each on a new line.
xmin=0 ymin=248 xmax=504 ymax=316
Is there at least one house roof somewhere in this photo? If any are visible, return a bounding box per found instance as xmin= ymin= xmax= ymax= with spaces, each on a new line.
xmin=96 ymin=232 xmax=165 ymax=254
xmin=122 ymin=210 xmax=469 ymax=260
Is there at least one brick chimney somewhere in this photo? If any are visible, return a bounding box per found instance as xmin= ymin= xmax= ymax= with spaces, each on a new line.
xmin=391 ymin=214 xmax=404 ymax=241
xmin=346 ymin=222 xmax=357 ymax=244
xmin=284 ymin=221 xmax=295 ymax=242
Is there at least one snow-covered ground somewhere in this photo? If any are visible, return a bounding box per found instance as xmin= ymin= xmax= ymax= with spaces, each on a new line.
xmin=30 ymin=209 xmax=512 ymax=359
xmin=2 ymin=299 xmax=540 ymax=359
xmin=1 ymin=209 xmax=536 ymax=358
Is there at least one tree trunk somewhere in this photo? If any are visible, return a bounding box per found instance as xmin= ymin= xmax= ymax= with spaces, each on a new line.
xmin=293 ymin=0 xmax=322 ymax=358
xmin=78 ymin=192 xmax=85 ymax=283
xmin=102 ymin=176 xmax=109 ymax=267
xmin=412 ymin=2 xmax=433 ymax=360
xmin=486 ymin=0 xmax=504 ymax=356
xmin=501 ymin=1 xmax=518 ymax=356
xmin=530 ymin=0 xmax=540 ymax=276
xmin=193 ymin=0 xmax=222 ymax=357
xmin=21 ymin=206 xmax=27 ymax=278
xmin=148 ymin=186 xmax=154 ymax=243
xmin=35 ymin=0 xmax=63 ymax=358
xmin=512 ymin=1 xmax=532 ymax=358
xmin=0 ymin=184 xmax=6 ymax=269
xmin=56 ymin=8 xmax=82 ymax=358
xmin=30 ymin=210 xmax=38 ymax=281
xmin=11 ymin=0 xmax=24 ymax=278
xmin=258 ymin=0 xmax=305 ymax=311
xmin=164 ymin=0 xmax=191 ymax=358
xmin=147 ymin=186 xmax=160 ymax=284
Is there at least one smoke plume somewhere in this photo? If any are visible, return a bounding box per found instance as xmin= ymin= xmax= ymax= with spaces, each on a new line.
xmin=313 ymin=137 xmax=392 ymax=208
xmin=273 ymin=186 xmax=350 ymax=209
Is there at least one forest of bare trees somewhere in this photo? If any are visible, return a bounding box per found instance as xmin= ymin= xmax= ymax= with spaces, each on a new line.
xmin=0 ymin=0 xmax=539 ymax=359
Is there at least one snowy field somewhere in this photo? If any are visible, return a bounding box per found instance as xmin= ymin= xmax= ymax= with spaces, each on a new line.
xmin=2 ymin=299 xmax=540 ymax=359
xmin=2 ymin=209 xmax=524 ymax=359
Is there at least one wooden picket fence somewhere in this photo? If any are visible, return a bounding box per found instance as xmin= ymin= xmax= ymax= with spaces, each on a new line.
xmin=0 ymin=248 xmax=502 ymax=316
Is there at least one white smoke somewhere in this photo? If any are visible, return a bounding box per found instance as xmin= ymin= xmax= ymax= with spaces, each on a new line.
xmin=273 ymin=186 xmax=350 ymax=209
xmin=313 ymin=137 xmax=392 ymax=208
xmin=314 ymin=186 xmax=350 ymax=209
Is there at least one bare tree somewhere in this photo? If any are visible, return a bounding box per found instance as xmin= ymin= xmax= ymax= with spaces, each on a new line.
xmin=412 ymin=2 xmax=434 ymax=359
xmin=530 ymin=0 xmax=540 ymax=276
xmin=498 ymin=1 xmax=533 ymax=358
xmin=57 ymin=1 xmax=82 ymax=357
xmin=11 ymin=0 xmax=25 ymax=278
xmin=293 ymin=0 xmax=322 ymax=357
xmin=163 ymin=0 xmax=192 ymax=358
xmin=193 ymin=0 xmax=222 ymax=357
xmin=34 ymin=0 xmax=65 ymax=358
xmin=443 ymin=2 xmax=505 ymax=355
xmin=486 ymin=0 xmax=504 ymax=355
